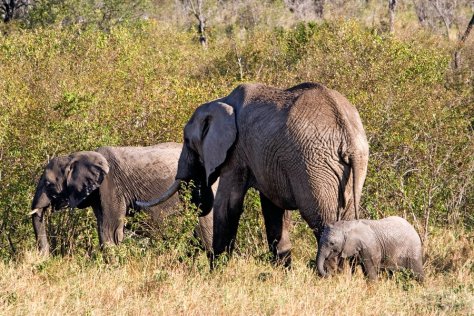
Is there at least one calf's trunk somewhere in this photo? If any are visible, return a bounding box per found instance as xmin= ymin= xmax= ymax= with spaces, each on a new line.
xmin=32 ymin=210 xmax=50 ymax=255
xmin=316 ymin=248 xmax=329 ymax=277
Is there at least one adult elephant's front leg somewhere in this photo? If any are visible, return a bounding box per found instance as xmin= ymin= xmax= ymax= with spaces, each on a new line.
xmin=211 ymin=170 xmax=248 ymax=267
xmin=260 ymin=193 xmax=292 ymax=267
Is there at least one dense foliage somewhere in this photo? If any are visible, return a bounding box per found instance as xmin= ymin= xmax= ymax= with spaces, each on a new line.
xmin=0 ymin=18 xmax=472 ymax=260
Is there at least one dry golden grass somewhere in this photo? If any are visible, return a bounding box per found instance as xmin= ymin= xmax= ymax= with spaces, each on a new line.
xmin=0 ymin=228 xmax=472 ymax=315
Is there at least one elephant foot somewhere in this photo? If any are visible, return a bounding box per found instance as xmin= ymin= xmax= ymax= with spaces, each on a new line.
xmin=325 ymin=256 xmax=340 ymax=274
xmin=208 ymin=251 xmax=231 ymax=270
xmin=274 ymin=249 xmax=292 ymax=269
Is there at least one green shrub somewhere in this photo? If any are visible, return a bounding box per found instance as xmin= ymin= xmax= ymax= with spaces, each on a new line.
xmin=0 ymin=20 xmax=471 ymax=260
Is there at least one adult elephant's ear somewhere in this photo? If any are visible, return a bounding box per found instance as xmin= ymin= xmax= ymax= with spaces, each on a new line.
xmin=65 ymin=152 xmax=109 ymax=208
xmin=201 ymin=102 xmax=237 ymax=185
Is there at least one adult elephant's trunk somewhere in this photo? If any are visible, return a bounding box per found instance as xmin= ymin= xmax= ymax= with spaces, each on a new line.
xmin=32 ymin=210 xmax=50 ymax=255
xmin=316 ymin=247 xmax=329 ymax=277
xmin=135 ymin=179 xmax=181 ymax=209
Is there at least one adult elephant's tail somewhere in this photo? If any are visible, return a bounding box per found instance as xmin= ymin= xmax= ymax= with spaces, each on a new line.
xmin=350 ymin=152 xmax=368 ymax=220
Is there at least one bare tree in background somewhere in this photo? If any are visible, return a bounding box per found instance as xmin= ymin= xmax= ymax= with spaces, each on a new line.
xmin=430 ymin=0 xmax=456 ymax=39
xmin=413 ymin=0 xmax=428 ymax=26
xmin=412 ymin=0 xmax=471 ymax=41
xmin=314 ymin=0 xmax=325 ymax=18
xmin=454 ymin=13 xmax=474 ymax=69
xmin=182 ymin=0 xmax=207 ymax=48
xmin=284 ymin=0 xmax=325 ymax=20
xmin=388 ymin=0 xmax=397 ymax=34
xmin=1 ymin=0 xmax=30 ymax=23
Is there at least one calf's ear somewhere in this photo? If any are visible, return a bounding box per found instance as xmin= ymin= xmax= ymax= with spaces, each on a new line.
xmin=31 ymin=174 xmax=51 ymax=210
xmin=65 ymin=152 xmax=109 ymax=208
xmin=341 ymin=233 xmax=360 ymax=258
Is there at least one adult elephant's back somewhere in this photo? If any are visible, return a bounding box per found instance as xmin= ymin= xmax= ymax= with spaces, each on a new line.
xmin=230 ymin=82 xmax=368 ymax=238
xmin=287 ymin=84 xmax=369 ymax=226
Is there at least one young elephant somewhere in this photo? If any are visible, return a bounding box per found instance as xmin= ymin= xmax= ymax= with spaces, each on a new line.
xmin=316 ymin=216 xmax=424 ymax=281
xmin=31 ymin=143 xmax=214 ymax=255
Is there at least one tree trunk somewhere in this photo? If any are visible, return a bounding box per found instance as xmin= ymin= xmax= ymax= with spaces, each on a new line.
xmin=188 ymin=0 xmax=207 ymax=48
xmin=453 ymin=13 xmax=474 ymax=69
xmin=388 ymin=0 xmax=397 ymax=34
xmin=197 ymin=15 xmax=207 ymax=48
xmin=2 ymin=0 xmax=14 ymax=23
xmin=314 ymin=0 xmax=325 ymax=19
xmin=431 ymin=0 xmax=451 ymax=39
xmin=412 ymin=0 xmax=427 ymax=26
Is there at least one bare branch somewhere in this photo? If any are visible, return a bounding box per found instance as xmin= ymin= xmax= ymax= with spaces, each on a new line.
xmin=453 ymin=13 xmax=474 ymax=69
xmin=458 ymin=13 xmax=474 ymax=45
xmin=430 ymin=0 xmax=452 ymax=38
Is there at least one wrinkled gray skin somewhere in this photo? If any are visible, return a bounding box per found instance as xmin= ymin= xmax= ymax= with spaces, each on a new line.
xmin=31 ymin=143 xmax=214 ymax=255
xmin=137 ymin=82 xmax=369 ymax=267
xmin=317 ymin=216 xmax=424 ymax=281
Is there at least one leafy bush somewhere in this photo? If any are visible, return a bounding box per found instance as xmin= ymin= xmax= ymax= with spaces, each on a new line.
xmin=0 ymin=20 xmax=472 ymax=260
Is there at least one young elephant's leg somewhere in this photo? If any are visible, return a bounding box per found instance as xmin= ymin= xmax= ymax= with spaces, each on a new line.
xmin=361 ymin=261 xmax=378 ymax=281
xmin=91 ymin=204 xmax=104 ymax=245
xmin=195 ymin=210 xmax=213 ymax=252
xmin=407 ymin=258 xmax=424 ymax=282
xmin=96 ymin=185 xmax=127 ymax=247
xmin=260 ymin=193 xmax=292 ymax=267
xmin=361 ymin=250 xmax=380 ymax=281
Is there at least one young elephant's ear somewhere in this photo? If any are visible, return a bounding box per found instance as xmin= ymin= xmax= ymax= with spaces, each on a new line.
xmin=341 ymin=236 xmax=359 ymax=259
xmin=31 ymin=174 xmax=51 ymax=211
xmin=65 ymin=152 xmax=109 ymax=208
xmin=341 ymin=222 xmax=371 ymax=258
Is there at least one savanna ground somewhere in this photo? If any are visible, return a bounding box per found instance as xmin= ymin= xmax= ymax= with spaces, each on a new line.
xmin=0 ymin=0 xmax=473 ymax=314
xmin=1 ymin=220 xmax=473 ymax=314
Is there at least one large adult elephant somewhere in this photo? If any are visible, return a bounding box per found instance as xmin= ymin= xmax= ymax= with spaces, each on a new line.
xmin=31 ymin=143 xmax=214 ymax=255
xmin=137 ymin=82 xmax=369 ymax=266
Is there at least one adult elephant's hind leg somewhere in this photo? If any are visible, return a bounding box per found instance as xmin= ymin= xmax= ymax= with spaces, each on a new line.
xmin=260 ymin=193 xmax=292 ymax=267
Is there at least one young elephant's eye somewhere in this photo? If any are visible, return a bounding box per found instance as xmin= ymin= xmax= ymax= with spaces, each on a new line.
xmin=329 ymin=241 xmax=335 ymax=246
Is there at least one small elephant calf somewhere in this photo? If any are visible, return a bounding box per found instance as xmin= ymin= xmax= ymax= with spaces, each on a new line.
xmin=316 ymin=216 xmax=424 ymax=281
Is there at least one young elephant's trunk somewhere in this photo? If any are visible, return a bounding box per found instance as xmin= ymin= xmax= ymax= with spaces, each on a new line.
xmin=31 ymin=175 xmax=52 ymax=255
xmin=31 ymin=175 xmax=51 ymax=210
xmin=32 ymin=210 xmax=50 ymax=255
xmin=316 ymin=248 xmax=329 ymax=277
